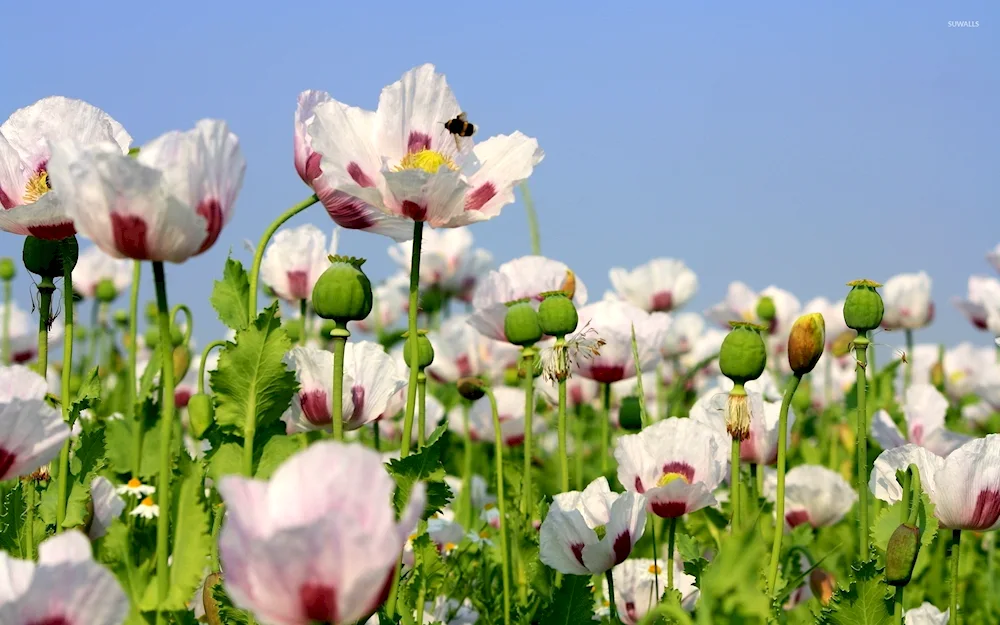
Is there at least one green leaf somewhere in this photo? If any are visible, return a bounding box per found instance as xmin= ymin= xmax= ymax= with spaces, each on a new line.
xmin=71 ymin=428 xmax=106 ymax=478
xmin=138 ymin=350 xmax=161 ymax=403
xmin=536 ymin=574 xmax=594 ymax=624
xmin=818 ymin=559 xmax=893 ymax=625
xmin=39 ymin=474 xmax=94 ymax=529
xmin=0 ymin=482 xmax=26 ymax=557
xmin=386 ymin=425 xmax=454 ymax=519
xmin=210 ymin=256 xmax=251 ymax=332
xmin=210 ymin=303 xmax=296 ymax=431
xmin=675 ymin=531 xmax=702 ymax=562
xmin=207 ymin=442 xmax=244 ymax=482
xmin=69 ymin=368 xmax=103 ymax=427
xmin=211 ymin=580 xmax=251 ymax=625
xmin=254 ymin=433 xmax=306 ymax=480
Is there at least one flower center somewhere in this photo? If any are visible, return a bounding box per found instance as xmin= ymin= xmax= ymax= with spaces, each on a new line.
xmin=741 ymin=309 xmax=756 ymax=322
xmin=648 ymin=564 xmax=662 ymax=574
xmin=395 ymin=149 xmax=458 ymax=175
xmin=443 ymin=542 xmax=457 ymax=552
xmin=140 ymin=496 xmax=154 ymax=507
xmin=23 ymin=170 xmax=51 ymax=203
xmin=594 ymin=524 xmax=607 ymax=540
xmin=479 ymin=530 xmax=490 ymax=539
xmin=127 ymin=477 xmax=141 ymax=488
xmin=657 ymin=472 xmax=690 ymax=487
xmin=949 ymin=371 xmax=965 ymax=384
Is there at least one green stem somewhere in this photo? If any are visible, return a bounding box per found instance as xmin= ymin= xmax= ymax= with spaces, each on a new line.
xmin=197 ymin=340 xmax=228 ymax=394
xmin=650 ymin=515 xmax=660 ymax=600
xmin=904 ymin=329 xmax=914 ymax=391
xmin=901 ymin=470 xmax=912 ymax=523
xmin=417 ymin=371 xmax=427 ymax=448
xmin=574 ymin=403 xmax=584 ymax=490
xmin=557 ymin=361 xmax=570 ymax=492
xmin=25 ymin=479 xmax=35 ymax=560
xmin=210 ymin=503 xmax=224 ymax=572
xmin=657 ymin=363 xmax=669 ymax=420
xmin=127 ymin=261 xmax=142 ymax=475
xmin=1 ymin=277 xmax=11 ymax=365
xmin=606 ymin=569 xmax=621 ymax=624
xmin=84 ymin=298 xmax=99 ymax=374
xmin=415 ymin=575 xmax=427 ymax=625
xmin=486 ymin=387 xmax=512 ymax=625
xmin=56 ymin=239 xmax=76 ymax=531
xmin=854 ymin=336 xmax=871 ymax=561
xmin=767 ymin=373 xmax=801 ymax=594
xmin=868 ymin=336 xmax=877 ymax=397
xmin=35 ymin=278 xmax=54 ymax=379
xmin=521 ymin=347 xmax=536 ymax=516
xmin=667 ymin=517 xmax=677 ymax=590
xmin=373 ymin=419 xmax=381 ymax=452
xmin=601 ymin=382 xmax=611 ymax=475
xmin=519 ymin=182 xmax=541 ymax=255
xmin=749 ymin=463 xmax=759 ymax=523
xmin=950 ymin=529 xmax=962 ymax=624
xmin=730 ymin=438 xmax=741 ymax=532
xmin=247 ymin=194 xmax=318 ymax=318
xmin=330 ymin=323 xmax=348 ymax=442
xmin=299 ymin=299 xmax=307 ymax=346
xmin=893 ymin=586 xmax=904 ymax=625
xmin=152 ymin=261 xmax=177 ymax=625
xmin=400 ymin=220 xmax=424 ymax=458
xmin=461 ymin=402 xmax=473 ymax=528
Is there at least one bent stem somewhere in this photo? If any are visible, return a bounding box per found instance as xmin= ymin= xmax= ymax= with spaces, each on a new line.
xmin=400 ymin=220 xmax=424 ymax=458
xmin=330 ymin=322 xmax=349 ymax=442
xmin=950 ymin=529 xmax=962 ymax=625
xmin=198 ymin=340 xmax=228 ymax=394
xmin=667 ymin=517 xmax=677 ymax=590
xmin=767 ymin=373 xmax=801 ymax=594
xmin=55 ymin=239 xmax=77 ymax=531
xmin=521 ymin=346 xmax=536 ymax=517
xmin=152 ymin=261 xmax=177 ymax=625
xmin=247 ymin=194 xmax=319 ymax=317
xmin=853 ymin=336 xmax=871 ymax=560
xmin=127 ymin=261 xmax=142 ymax=475
xmin=486 ymin=387 xmax=512 ymax=625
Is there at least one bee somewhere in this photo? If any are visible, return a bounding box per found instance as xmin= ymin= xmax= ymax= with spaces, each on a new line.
xmin=443 ymin=112 xmax=476 ymax=150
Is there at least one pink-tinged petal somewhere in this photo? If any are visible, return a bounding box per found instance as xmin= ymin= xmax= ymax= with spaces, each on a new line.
xmin=451 ymin=132 xmax=543 ymax=226
xmin=381 ymin=167 xmax=469 ymax=227
xmin=260 ymin=224 xmax=332 ymax=302
xmin=933 ymin=434 xmax=1000 ymax=530
xmin=294 ymin=90 xmax=333 ymax=184
xmin=110 ymin=213 xmax=152 ymax=260
xmin=0 ymin=398 xmax=71 ymax=480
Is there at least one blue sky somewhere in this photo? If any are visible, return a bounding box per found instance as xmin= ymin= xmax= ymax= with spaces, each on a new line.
xmin=1 ymin=1 xmax=997 ymax=351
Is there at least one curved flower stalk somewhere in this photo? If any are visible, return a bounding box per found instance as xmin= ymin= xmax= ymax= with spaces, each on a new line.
xmin=539 ymin=477 xmax=646 ymax=575
xmin=0 ymin=531 xmax=130 ymax=625
xmin=0 ymin=97 xmax=132 ymax=238
xmin=468 ymin=256 xmax=587 ymax=341
xmin=763 ymin=465 xmax=858 ymax=529
xmin=389 ymin=227 xmax=493 ymax=300
xmin=608 ymin=258 xmax=698 ymax=313
xmin=0 ymin=397 xmax=70 ymax=480
xmin=72 ymin=245 xmax=132 ymax=299
xmin=260 ymin=224 xmax=339 ymax=303
xmin=448 ymin=386 xmax=540 ymax=446
xmin=597 ymin=558 xmax=699 ymax=623
xmin=690 ymin=388 xmax=794 ymax=466
xmin=953 ymin=276 xmax=1000 ymax=332
xmin=871 ymin=384 xmax=971 ymax=457
xmin=218 ymin=442 xmax=426 ymax=625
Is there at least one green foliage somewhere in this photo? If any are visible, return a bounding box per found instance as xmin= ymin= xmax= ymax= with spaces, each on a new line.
xmin=536 ymin=574 xmax=595 ymax=624
xmin=210 ymin=579 xmax=251 ymax=625
xmin=386 ymin=425 xmax=454 ymax=519
xmin=254 ymin=432 xmax=307 ymax=479
xmin=40 ymin=428 xmax=106 ymax=529
xmin=69 ymin=367 xmax=102 ymax=427
xmin=210 ymin=303 xmax=296 ymax=431
xmin=0 ymin=482 xmax=26 ymax=557
xmin=698 ymin=527 xmax=771 ymax=621
xmin=207 ymin=442 xmax=244 ymax=482
xmin=210 ymin=256 xmax=251 ymax=332
xmin=818 ymin=559 xmax=893 ymax=625
xmin=104 ymin=398 xmax=163 ymax=478
xmin=871 ymin=489 xmax=938 ymax=579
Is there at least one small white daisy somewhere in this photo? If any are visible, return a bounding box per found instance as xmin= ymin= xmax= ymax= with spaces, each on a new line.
xmin=466 ymin=529 xmax=494 ymax=547
xmin=130 ymin=496 xmax=159 ymax=519
xmin=480 ymin=505 xmax=500 ymax=529
xmin=117 ymin=477 xmax=155 ymax=497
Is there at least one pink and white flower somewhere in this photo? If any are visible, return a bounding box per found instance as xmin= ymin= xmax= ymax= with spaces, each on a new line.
xmin=871 ymin=384 xmax=971 ymax=457
xmin=608 ymin=259 xmax=698 ymax=313
xmin=765 ymin=465 xmax=857 ymax=529
xmin=659 ymin=312 xmax=705 ymax=359
xmin=426 ymin=314 xmax=512 ymax=384
xmin=0 ymin=397 xmax=70 ymax=480
xmin=261 ymin=224 xmax=339 ymax=302
xmin=802 ymin=297 xmax=849 ymax=353
xmin=573 ymin=299 xmax=666 ymax=384
xmin=539 ymin=477 xmax=646 ymax=575
xmin=449 ymin=386 xmax=540 ymax=446
xmin=88 ymin=476 xmax=125 ymax=540
xmin=953 ymin=276 xmax=1000 ymax=333
xmin=0 ymin=531 xmax=129 ymax=625
xmin=72 ymin=245 xmax=133 ymax=300
xmin=690 ymin=386 xmax=793 ymax=466
xmin=705 ymin=281 xmax=760 ymax=327
xmin=881 ymin=272 xmax=934 ymax=330
xmin=353 ymin=272 xmax=409 ymax=334
xmin=871 ymin=436 xmax=1000 ymax=531
xmin=302 ymin=64 xmax=543 ymax=238
xmin=615 ymin=417 xmax=729 ymax=519
xmin=0 ymin=303 xmax=64 ymax=365
xmin=389 ymin=227 xmax=493 ymax=299
xmin=599 ymin=558 xmax=699 ymax=622
xmin=537 ymin=375 xmax=601 ymax=411
xmin=48 ymin=119 xmax=245 ymax=263
xmin=0 ymin=97 xmax=132 ymax=239
xmin=468 ymin=256 xmax=588 ymax=342
xmin=218 ymin=442 xmax=425 ymax=625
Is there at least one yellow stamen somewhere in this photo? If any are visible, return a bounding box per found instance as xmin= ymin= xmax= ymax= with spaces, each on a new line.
xmin=127 ymin=477 xmax=141 ymax=488
xmin=741 ymin=309 xmax=756 ymax=322
xmin=484 ymin=503 xmax=495 ymax=510
xmin=648 ymin=564 xmax=662 ymax=574
xmin=602 ymin=600 xmax=610 ymax=607
xmin=657 ymin=472 xmax=690 ymax=487
xmin=949 ymin=371 xmax=965 ymax=384
xmin=444 ymin=542 xmax=457 ymax=552
xmin=408 ymin=533 xmax=417 ymax=542
xmin=140 ymin=496 xmax=154 ymax=507
xmin=23 ymin=170 xmax=50 ymax=203
xmin=479 ymin=530 xmax=490 ymax=539
xmin=395 ymin=149 xmax=458 ymax=175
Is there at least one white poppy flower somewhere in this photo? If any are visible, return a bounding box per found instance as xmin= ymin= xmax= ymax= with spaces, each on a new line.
xmin=72 ymin=245 xmax=133 ymax=300
xmin=389 ymin=227 xmax=492 ymax=299
xmin=904 ymin=602 xmax=950 ymax=624
xmin=572 ymin=300 xmax=666 ymax=384
xmin=764 ymin=465 xmax=857 ymax=529
xmin=353 ymin=272 xmax=409 ymax=334
xmin=0 ymin=365 xmax=48 ymax=402
xmin=601 ymin=558 xmax=699 ymax=623
xmin=448 ymin=387 xmax=541 ymax=447
xmin=609 ymin=259 xmax=698 ymax=313
xmin=881 ymin=272 xmax=934 ymax=330
xmin=871 ymin=384 xmax=971 ymax=457
xmin=0 ymin=304 xmax=64 ymax=366
xmin=88 ymin=476 xmax=125 ymax=540
xmin=0 ymin=397 xmax=70 ymax=481
xmin=690 ymin=387 xmax=793 ymax=466
xmin=953 ymin=276 xmax=1000 ymax=333
xmin=261 ymin=224 xmax=339 ymax=303
xmin=660 ymin=313 xmax=706 ymax=359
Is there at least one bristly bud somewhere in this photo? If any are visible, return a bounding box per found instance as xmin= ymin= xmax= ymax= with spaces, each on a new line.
xmin=537 ymin=291 xmax=578 ymax=337
xmin=809 ymin=569 xmax=836 ymax=605
xmin=756 ymin=296 xmax=776 ymax=323
xmin=560 ymin=270 xmax=577 ymax=299
xmin=22 ymin=235 xmax=78 ymax=279
xmin=402 ymin=329 xmax=434 ymax=369
xmin=726 ymin=385 xmax=751 ymax=441
xmin=885 ymin=523 xmax=920 ymax=586
xmin=457 ymin=376 xmax=487 ymax=401
xmin=504 ymin=299 xmax=543 ymax=347
xmin=312 ymin=256 xmax=373 ymax=322
xmin=719 ymin=322 xmax=767 ymax=385
xmin=787 ymin=313 xmax=825 ymax=375
xmin=843 ymin=279 xmax=884 ymax=333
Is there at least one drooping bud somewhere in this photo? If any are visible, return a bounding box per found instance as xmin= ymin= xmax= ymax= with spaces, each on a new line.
xmin=504 ymin=299 xmax=543 ymax=347
xmin=719 ymin=322 xmax=768 ymax=384
xmin=402 ymin=329 xmax=434 ymax=369
xmin=618 ymin=396 xmax=643 ymax=432
xmin=756 ymin=296 xmax=776 ymax=323
xmin=311 ymin=256 xmax=373 ymax=323
xmin=538 ymin=291 xmax=578 ymax=338
xmin=0 ymin=257 xmax=15 ymax=281
xmin=843 ymin=279 xmax=884 ymax=333
xmin=787 ymin=313 xmax=826 ymax=375
xmin=187 ymin=393 xmax=215 ymax=438
xmin=457 ymin=376 xmax=487 ymax=401
xmin=95 ymin=278 xmax=118 ymax=303
xmin=22 ymin=235 xmax=78 ymax=279
xmin=885 ymin=523 xmax=920 ymax=586
xmin=173 ymin=345 xmax=191 ymax=382
xmin=808 ymin=569 xmax=836 ymax=605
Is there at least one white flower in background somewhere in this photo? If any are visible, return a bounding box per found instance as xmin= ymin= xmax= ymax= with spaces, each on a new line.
xmin=690 ymin=387 xmax=793 ymax=466
xmin=0 ymin=531 xmax=129 ymax=625
xmin=260 ymin=224 xmax=338 ymax=302
xmin=871 ymin=436 xmax=1000 ymax=530
xmin=450 ymin=386 xmax=541 ymax=446
xmin=426 ymin=315 xmax=494 ymax=383
xmin=377 ymin=386 xmax=447 ymax=444
xmin=974 ymin=363 xmax=1000 ymax=411
xmin=444 ymin=474 xmax=496 ymax=511
xmin=871 ymin=384 xmax=971 ymax=456
xmin=116 ymin=477 xmax=155 ymax=498
xmin=904 ymin=602 xmax=950 ymax=625
xmin=301 ymin=64 xmax=543 ymax=239
xmin=342 ymin=342 xmax=407 ymax=430
xmin=352 ymin=272 xmax=409 ymax=334
xmin=419 ymin=596 xmax=479 ymax=625
xmin=72 ymin=245 xmax=132 ymax=300
xmin=572 ymin=300 xmax=665 ymax=384
xmin=0 ymin=97 xmax=131 ymax=239
xmin=953 ymin=276 xmax=1000 ymax=333
xmin=608 ymin=258 xmax=698 ymax=313
xmin=0 ymin=365 xmax=48 ymax=402
xmin=389 ymin=227 xmax=492 ymax=299
xmin=660 ymin=312 xmax=705 ymax=359
xmin=0 ymin=303 xmax=64 ymax=365
xmin=758 ymin=286 xmax=802 ymax=339
xmin=764 ymin=465 xmax=857 ymax=529
xmin=713 ymin=370 xmax=782 ymax=402
xmin=0 ymin=397 xmax=70 ymax=481
xmin=537 ymin=374 xmax=601 ymax=411
xmin=469 ymin=256 xmax=588 ymax=342
xmin=802 ymin=297 xmax=850 ymax=354
xmin=129 ymin=496 xmax=159 ymax=520
xmin=705 ymin=281 xmax=759 ymax=327
xmin=539 ymin=477 xmax=646 ymax=575
xmin=48 ymin=119 xmax=245 ymax=263
xmin=881 ymin=272 xmax=934 ymax=330
xmin=601 ymin=558 xmax=699 ymax=623
xmin=88 ymin=476 xmax=125 ymax=540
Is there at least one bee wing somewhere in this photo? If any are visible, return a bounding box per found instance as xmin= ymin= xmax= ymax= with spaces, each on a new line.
xmin=457 ymin=112 xmax=468 ymax=122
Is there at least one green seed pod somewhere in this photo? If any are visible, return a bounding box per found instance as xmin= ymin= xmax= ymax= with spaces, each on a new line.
xmin=203 ymin=572 xmax=224 ymax=625
xmin=787 ymin=313 xmax=826 ymax=376
xmin=756 ymin=296 xmax=776 ymax=323
xmin=843 ymin=279 xmax=884 ymax=333
xmin=719 ymin=322 xmax=768 ymax=385
xmin=618 ymin=396 xmax=643 ymax=432
xmin=885 ymin=523 xmax=920 ymax=586
xmin=22 ymin=236 xmax=78 ymax=279
xmin=312 ymin=256 xmax=373 ymax=323
xmin=403 ymin=330 xmax=434 ymax=369
xmin=94 ymin=278 xmax=118 ymax=303
xmin=113 ymin=310 xmax=129 ymax=329
xmin=538 ymin=291 xmax=578 ymax=337
xmin=420 ymin=285 xmax=446 ymax=314
xmin=0 ymin=257 xmax=15 ymax=281
xmin=504 ymin=299 xmax=543 ymax=347
xmin=283 ymin=318 xmax=302 ymax=344
xmin=457 ymin=376 xmax=487 ymax=401
xmin=187 ymin=393 xmax=215 ymax=438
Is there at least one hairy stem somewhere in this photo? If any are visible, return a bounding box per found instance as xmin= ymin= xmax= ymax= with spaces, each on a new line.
xmin=417 ymin=371 xmax=427 ymax=448
xmin=601 ymin=382 xmax=611 ymax=475
xmin=152 ymin=261 xmax=177 ymax=625
xmin=487 ymin=387 xmax=512 ymax=625
xmin=768 ymin=373 xmax=801 ymax=593
xmin=854 ymin=336 xmax=871 ymax=560
xmin=521 ymin=346 xmax=536 ymax=517
xmin=606 ymin=568 xmax=621 ymax=624
xmin=557 ymin=350 xmax=570 ymax=492
xmin=667 ymin=517 xmax=677 ymax=590
xmin=127 ymin=261 xmax=142 ymax=475
xmin=55 ymin=239 xmax=76 ymax=531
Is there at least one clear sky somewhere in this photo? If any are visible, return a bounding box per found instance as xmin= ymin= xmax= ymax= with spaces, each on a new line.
xmin=1 ymin=1 xmax=998 ymax=351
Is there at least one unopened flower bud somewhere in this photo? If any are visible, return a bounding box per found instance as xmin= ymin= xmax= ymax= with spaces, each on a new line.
xmin=843 ymin=279 xmax=884 ymax=333
xmin=787 ymin=313 xmax=825 ymax=375
xmin=173 ymin=345 xmax=191 ymax=382
xmin=402 ymin=330 xmax=434 ymax=369
xmin=560 ymin=270 xmax=577 ymax=300
xmin=311 ymin=256 xmax=373 ymax=323
xmin=95 ymin=278 xmax=118 ymax=303
xmin=203 ymin=572 xmax=224 ymax=625
xmin=831 ymin=330 xmax=856 ymax=358
xmin=504 ymin=299 xmax=543 ymax=347
xmin=930 ymin=361 xmax=945 ymax=389
xmin=187 ymin=393 xmax=215 ymax=438
xmin=22 ymin=235 xmax=78 ymax=279
xmin=538 ymin=291 xmax=578 ymax=337
xmin=618 ymin=396 xmax=643 ymax=432
xmin=283 ymin=318 xmax=302 ymax=344
xmin=809 ymin=569 xmax=836 ymax=605
xmin=719 ymin=322 xmax=767 ymax=385
xmin=457 ymin=377 xmax=487 ymax=401
xmin=885 ymin=523 xmax=920 ymax=586
xmin=0 ymin=257 xmax=15 ymax=281
xmin=756 ymin=296 xmax=776 ymax=323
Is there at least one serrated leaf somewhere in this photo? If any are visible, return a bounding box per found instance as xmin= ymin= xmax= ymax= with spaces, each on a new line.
xmin=872 ymin=491 xmax=938 ymax=554
xmin=675 ymin=531 xmax=701 ymax=562
xmin=69 ymin=368 xmax=102 ymax=427
xmin=386 ymin=425 xmax=453 ymax=518
xmin=207 ymin=442 xmax=244 ymax=482
xmin=254 ymin=433 xmax=306 ymax=480
xmin=211 ymin=257 xmax=252 ymax=332
xmin=39 ymin=473 xmax=94 ymax=529
xmin=0 ymin=482 xmax=26 ymax=556
xmin=211 ymin=578 xmax=251 ymax=625
xmin=819 ymin=559 xmax=893 ymax=625
xmin=210 ymin=303 xmax=296 ymax=431
xmin=71 ymin=429 xmax=106 ymax=478
xmin=537 ymin=574 xmax=594 ymax=624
